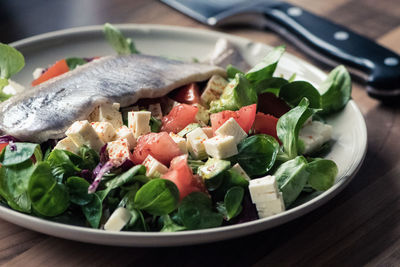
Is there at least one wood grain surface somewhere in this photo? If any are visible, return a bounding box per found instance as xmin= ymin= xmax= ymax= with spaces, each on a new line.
xmin=1 ymin=0 xmax=400 ymax=266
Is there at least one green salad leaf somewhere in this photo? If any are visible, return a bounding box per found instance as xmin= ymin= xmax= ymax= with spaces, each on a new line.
xmin=47 ymin=149 xmax=80 ymax=183
xmin=0 ymin=43 xmax=25 ymax=94
xmin=134 ymin=179 xmax=179 ymax=216
xmin=82 ymin=193 xmax=102 ymax=228
xmin=0 ymin=143 xmax=41 ymax=166
xmin=65 ymin=57 xmax=87 ymax=70
xmin=307 ymin=158 xmax=338 ymax=191
xmin=160 ymin=214 xmax=186 ymax=232
xmin=223 ymin=186 xmax=244 ymax=220
xmin=279 ymin=81 xmax=321 ymax=108
xmin=103 ymin=23 xmax=139 ymax=55
xmin=28 ymin=162 xmax=70 ymax=217
xmin=66 ymin=176 xmax=93 ymax=206
xmin=226 ymin=64 xmax=244 ymax=79
xmin=274 ymin=156 xmax=309 ymax=207
xmin=209 ymin=73 xmax=257 ymax=112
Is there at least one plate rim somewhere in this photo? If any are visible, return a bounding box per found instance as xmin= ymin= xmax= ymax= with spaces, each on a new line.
xmin=2 ymin=24 xmax=368 ymax=247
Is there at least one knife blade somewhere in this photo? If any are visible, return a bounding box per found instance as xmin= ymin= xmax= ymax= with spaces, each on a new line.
xmin=161 ymin=0 xmax=400 ymax=101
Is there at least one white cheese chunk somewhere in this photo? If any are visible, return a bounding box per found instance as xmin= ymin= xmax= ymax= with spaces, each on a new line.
xmin=230 ymin=163 xmax=250 ymax=181
xmin=256 ymin=192 xmax=285 ymax=218
xmin=148 ymin=103 xmax=163 ymax=120
xmin=66 ymin=120 xmax=104 ymax=152
xmin=202 ymin=127 xmax=213 ymax=138
xmin=107 ymin=138 xmax=131 ymax=166
xmin=104 ymin=207 xmax=132 ymax=231
xmin=88 ymin=102 xmax=123 ymax=129
xmin=299 ymin=121 xmax=333 ymax=154
xmin=2 ymin=80 xmax=25 ymax=95
xmin=169 ymin=133 xmax=188 ymax=154
xmin=32 ymin=68 xmax=45 ymax=80
xmin=91 ymin=122 xmax=116 ymax=143
xmin=204 ymin=135 xmax=238 ymax=159
xmin=142 ymin=154 xmax=169 ymax=178
xmin=201 ymin=74 xmax=228 ymax=106
xmin=248 ymin=175 xmax=278 ymax=203
xmin=115 ymin=125 xmax=136 ymax=149
xmin=128 ymin=111 xmax=151 ymax=138
xmin=54 ymin=137 xmax=80 ymax=154
xmin=186 ymin=127 xmax=209 ymax=159
xmin=192 ymin=103 xmax=210 ymax=125
xmin=215 ymin=117 xmax=247 ymax=145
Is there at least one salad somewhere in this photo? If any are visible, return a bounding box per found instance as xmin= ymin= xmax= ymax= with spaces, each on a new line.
xmin=0 ymin=24 xmax=351 ymax=232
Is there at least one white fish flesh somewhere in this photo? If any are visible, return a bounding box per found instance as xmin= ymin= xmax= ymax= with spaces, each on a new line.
xmin=0 ymin=54 xmax=225 ymax=143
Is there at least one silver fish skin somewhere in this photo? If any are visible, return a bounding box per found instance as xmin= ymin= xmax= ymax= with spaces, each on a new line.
xmin=0 ymin=54 xmax=226 ymax=143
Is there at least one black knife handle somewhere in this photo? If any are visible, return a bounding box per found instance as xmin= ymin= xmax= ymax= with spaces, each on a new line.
xmin=262 ymin=2 xmax=400 ymax=96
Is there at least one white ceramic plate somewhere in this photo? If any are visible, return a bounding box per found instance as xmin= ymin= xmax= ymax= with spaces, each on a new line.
xmin=1 ymin=25 xmax=367 ymax=247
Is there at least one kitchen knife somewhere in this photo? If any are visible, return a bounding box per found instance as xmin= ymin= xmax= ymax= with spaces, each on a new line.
xmin=161 ymin=0 xmax=400 ymax=101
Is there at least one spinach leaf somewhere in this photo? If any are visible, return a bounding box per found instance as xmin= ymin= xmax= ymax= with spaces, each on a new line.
xmin=78 ymin=145 xmax=99 ymax=170
xmin=47 ymin=149 xmax=80 ymax=183
xmin=224 ymin=186 xmax=244 ymax=220
xmin=307 ymin=158 xmax=338 ymax=191
xmin=319 ymin=65 xmax=351 ymax=114
xmin=82 ymin=193 xmax=102 ymax=228
xmin=178 ymin=192 xmax=223 ymax=230
xmin=209 ymin=73 xmax=257 ymax=113
xmin=150 ymin=116 xmax=162 ymax=133
xmin=234 ymin=134 xmax=280 ymax=177
xmin=226 ymin=64 xmax=244 ymax=79
xmin=103 ymin=23 xmax=139 ymax=55
xmin=28 ymin=162 xmax=70 ymax=217
xmin=274 ymin=156 xmax=309 ymax=207
xmin=277 ymin=98 xmax=314 ymax=159
xmin=65 ymin=57 xmax=87 ymax=70
xmin=66 ymin=176 xmax=93 ymax=206
xmin=211 ymin=167 xmax=249 ymax=201
xmin=160 ymin=214 xmax=186 ymax=232
xmin=0 ymin=43 xmax=25 ymax=91
xmin=279 ymin=81 xmax=321 ymax=108
xmin=0 ymin=143 xmax=40 ymax=166
xmin=134 ymin=179 xmax=179 ymax=216
xmin=0 ymin=89 xmax=12 ymax=102
xmin=0 ymin=159 xmax=34 ymax=213
xmin=245 ymin=45 xmax=285 ymax=84
xmin=257 ymin=77 xmax=288 ymax=95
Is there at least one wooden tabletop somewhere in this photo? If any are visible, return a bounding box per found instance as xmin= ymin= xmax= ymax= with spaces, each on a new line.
xmin=1 ymin=0 xmax=400 ymax=266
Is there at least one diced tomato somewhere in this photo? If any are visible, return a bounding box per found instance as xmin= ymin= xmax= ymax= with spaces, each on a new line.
xmin=162 ymin=154 xmax=207 ymax=199
xmin=257 ymin=92 xmax=290 ymax=118
xmin=169 ymin=83 xmax=200 ymax=104
xmin=32 ymin=59 xmax=70 ymax=86
xmin=132 ymin=132 xmax=183 ymax=166
xmin=253 ymin=112 xmax=279 ymax=140
xmin=161 ymin=104 xmax=198 ymax=133
xmin=210 ymin=104 xmax=257 ymax=134
xmin=0 ymin=143 xmax=8 ymax=153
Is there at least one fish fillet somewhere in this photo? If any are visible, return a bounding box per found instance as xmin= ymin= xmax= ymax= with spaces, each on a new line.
xmin=0 ymin=54 xmax=225 ymax=143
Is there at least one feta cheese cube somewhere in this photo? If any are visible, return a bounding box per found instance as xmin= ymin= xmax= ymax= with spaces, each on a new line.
xmin=202 ymin=127 xmax=213 ymax=138
xmin=201 ymin=74 xmax=228 ymax=106
xmin=142 ymin=154 xmax=169 ymax=178
xmin=32 ymin=68 xmax=45 ymax=80
xmin=115 ymin=125 xmax=136 ymax=149
xmin=256 ymin=192 xmax=285 ymax=218
xmin=107 ymin=138 xmax=132 ymax=166
xmin=299 ymin=121 xmax=333 ymax=154
xmin=66 ymin=120 xmax=104 ymax=152
xmin=192 ymin=103 xmax=209 ymax=125
xmin=104 ymin=207 xmax=132 ymax=231
xmin=204 ymin=135 xmax=238 ymax=159
xmin=230 ymin=163 xmax=250 ymax=181
xmin=186 ymin=127 xmax=209 ymax=159
xmin=91 ymin=121 xmax=116 ymax=143
xmin=54 ymin=137 xmax=80 ymax=154
xmin=148 ymin=103 xmax=163 ymax=120
xmin=88 ymin=102 xmax=123 ymax=129
xmin=248 ymin=175 xmax=278 ymax=203
xmin=128 ymin=111 xmax=151 ymax=138
xmin=169 ymin=133 xmax=188 ymax=154
xmin=215 ymin=117 xmax=247 ymax=145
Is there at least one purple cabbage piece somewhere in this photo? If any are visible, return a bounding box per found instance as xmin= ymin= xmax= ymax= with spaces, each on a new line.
xmin=99 ymin=144 xmax=109 ymax=165
xmin=0 ymin=135 xmax=20 ymax=143
xmin=88 ymin=161 xmax=114 ymax=194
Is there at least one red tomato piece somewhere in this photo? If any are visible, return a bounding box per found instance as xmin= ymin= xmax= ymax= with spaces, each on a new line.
xmin=169 ymin=83 xmax=201 ymax=104
xmin=132 ymin=132 xmax=183 ymax=166
xmin=210 ymin=104 xmax=257 ymax=134
xmin=161 ymin=104 xmax=198 ymax=133
xmin=257 ymin=92 xmax=290 ymax=118
xmin=253 ymin=112 xmax=279 ymax=141
xmin=162 ymin=154 xmax=207 ymax=199
xmin=0 ymin=143 xmax=8 ymax=153
xmin=32 ymin=59 xmax=70 ymax=86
